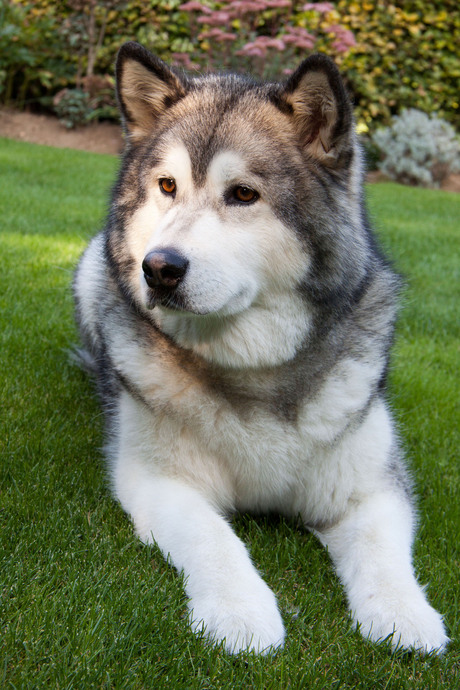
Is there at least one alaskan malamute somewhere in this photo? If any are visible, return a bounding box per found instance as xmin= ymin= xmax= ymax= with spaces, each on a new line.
xmin=74 ymin=42 xmax=448 ymax=655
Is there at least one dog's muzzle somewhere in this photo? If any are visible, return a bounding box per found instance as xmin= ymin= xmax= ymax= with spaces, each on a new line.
xmin=142 ymin=249 xmax=189 ymax=290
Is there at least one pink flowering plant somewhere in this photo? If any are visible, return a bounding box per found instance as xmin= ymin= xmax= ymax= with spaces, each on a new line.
xmin=174 ymin=1 xmax=355 ymax=78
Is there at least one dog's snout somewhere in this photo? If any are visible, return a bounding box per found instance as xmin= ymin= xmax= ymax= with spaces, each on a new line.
xmin=142 ymin=249 xmax=188 ymax=289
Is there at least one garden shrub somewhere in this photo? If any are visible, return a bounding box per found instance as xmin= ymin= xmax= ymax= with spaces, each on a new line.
xmin=0 ymin=0 xmax=70 ymax=107
xmin=52 ymin=88 xmax=91 ymax=128
xmin=337 ymin=0 xmax=460 ymax=130
xmin=2 ymin=0 xmax=459 ymax=135
xmin=168 ymin=0 xmax=355 ymax=79
xmin=52 ymin=75 xmax=117 ymax=127
xmin=372 ymin=109 xmax=460 ymax=188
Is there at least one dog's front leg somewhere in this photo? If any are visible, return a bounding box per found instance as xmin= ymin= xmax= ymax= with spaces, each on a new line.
xmin=317 ymin=491 xmax=448 ymax=654
xmin=116 ymin=472 xmax=285 ymax=655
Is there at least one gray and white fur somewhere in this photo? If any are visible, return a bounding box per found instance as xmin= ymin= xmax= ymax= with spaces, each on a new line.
xmin=73 ymin=42 xmax=448 ymax=655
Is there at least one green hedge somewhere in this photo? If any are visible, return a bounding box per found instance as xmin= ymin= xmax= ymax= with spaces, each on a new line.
xmin=337 ymin=0 xmax=460 ymax=130
xmin=1 ymin=0 xmax=458 ymax=131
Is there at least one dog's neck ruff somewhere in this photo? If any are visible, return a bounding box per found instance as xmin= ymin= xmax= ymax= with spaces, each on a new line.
xmin=152 ymin=293 xmax=312 ymax=369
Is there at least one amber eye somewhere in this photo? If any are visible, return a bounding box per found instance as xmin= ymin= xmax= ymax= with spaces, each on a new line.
xmin=233 ymin=186 xmax=258 ymax=204
xmin=159 ymin=178 xmax=176 ymax=195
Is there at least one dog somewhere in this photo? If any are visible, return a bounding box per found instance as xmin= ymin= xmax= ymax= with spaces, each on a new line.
xmin=73 ymin=41 xmax=448 ymax=655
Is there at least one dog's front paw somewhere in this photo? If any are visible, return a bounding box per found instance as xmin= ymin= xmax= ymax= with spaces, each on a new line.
xmin=189 ymin=578 xmax=285 ymax=655
xmin=354 ymin=586 xmax=449 ymax=654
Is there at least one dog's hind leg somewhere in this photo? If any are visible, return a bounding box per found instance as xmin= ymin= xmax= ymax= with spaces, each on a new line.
xmin=114 ymin=468 xmax=285 ymax=655
xmin=317 ymin=489 xmax=449 ymax=654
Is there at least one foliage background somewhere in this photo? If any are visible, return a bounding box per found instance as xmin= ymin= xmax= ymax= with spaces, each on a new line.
xmin=0 ymin=0 xmax=459 ymax=131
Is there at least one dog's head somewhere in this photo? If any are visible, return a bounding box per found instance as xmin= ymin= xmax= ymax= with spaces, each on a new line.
xmin=107 ymin=42 xmax=366 ymax=366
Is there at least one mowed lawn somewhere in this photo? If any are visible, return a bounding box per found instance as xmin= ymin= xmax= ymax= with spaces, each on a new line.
xmin=1 ymin=137 xmax=458 ymax=688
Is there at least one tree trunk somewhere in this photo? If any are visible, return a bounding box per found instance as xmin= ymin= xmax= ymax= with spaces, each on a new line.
xmin=86 ymin=1 xmax=96 ymax=79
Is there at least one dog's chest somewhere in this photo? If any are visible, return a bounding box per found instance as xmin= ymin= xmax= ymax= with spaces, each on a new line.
xmin=137 ymin=355 xmax=368 ymax=499
xmin=113 ymin=324 xmax=376 ymax=516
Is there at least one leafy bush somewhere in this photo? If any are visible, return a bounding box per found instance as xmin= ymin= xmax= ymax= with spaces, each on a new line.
xmin=53 ymin=88 xmax=91 ymax=128
xmin=52 ymin=77 xmax=118 ymax=128
xmin=3 ymin=1 xmax=355 ymax=106
xmin=170 ymin=1 xmax=355 ymax=78
xmin=0 ymin=0 xmax=70 ymax=107
xmin=372 ymin=109 xmax=460 ymax=188
xmin=4 ymin=0 xmax=460 ymax=134
xmin=80 ymin=74 xmax=118 ymax=122
xmin=337 ymin=0 xmax=460 ymax=130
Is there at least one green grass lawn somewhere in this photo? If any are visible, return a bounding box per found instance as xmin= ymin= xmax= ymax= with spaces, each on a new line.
xmin=1 ymin=137 xmax=458 ymax=688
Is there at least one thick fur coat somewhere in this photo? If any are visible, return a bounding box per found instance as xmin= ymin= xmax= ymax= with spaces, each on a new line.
xmin=74 ymin=42 xmax=448 ymax=654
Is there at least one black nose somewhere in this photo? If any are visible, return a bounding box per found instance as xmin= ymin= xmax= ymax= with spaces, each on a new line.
xmin=142 ymin=249 xmax=188 ymax=289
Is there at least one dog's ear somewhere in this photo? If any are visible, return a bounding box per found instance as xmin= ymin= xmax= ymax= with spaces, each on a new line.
xmin=116 ymin=42 xmax=188 ymax=143
xmin=281 ymin=55 xmax=354 ymax=167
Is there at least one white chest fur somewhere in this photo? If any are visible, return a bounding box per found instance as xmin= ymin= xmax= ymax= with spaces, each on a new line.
xmin=110 ymin=325 xmax=390 ymax=527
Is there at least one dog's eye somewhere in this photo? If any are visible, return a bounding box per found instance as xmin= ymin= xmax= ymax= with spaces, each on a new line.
xmin=232 ymin=186 xmax=259 ymax=204
xmin=159 ymin=178 xmax=176 ymax=195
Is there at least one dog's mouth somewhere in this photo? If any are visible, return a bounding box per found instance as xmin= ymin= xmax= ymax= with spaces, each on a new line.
xmin=145 ymin=285 xmax=241 ymax=317
xmin=145 ymin=286 xmax=191 ymax=312
xmin=143 ymin=272 xmax=254 ymax=318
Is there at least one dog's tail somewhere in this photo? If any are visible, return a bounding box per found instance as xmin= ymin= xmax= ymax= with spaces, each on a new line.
xmin=68 ymin=346 xmax=98 ymax=376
